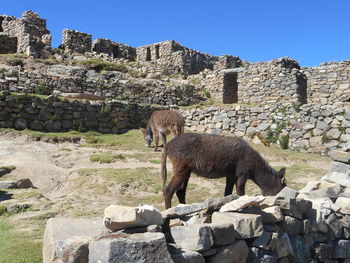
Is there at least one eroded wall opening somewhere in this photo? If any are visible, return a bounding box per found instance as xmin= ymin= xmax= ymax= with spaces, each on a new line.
xmin=155 ymin=45 xmax=160 ymax=59
xmin=222 ymin=72 xmax=238 ymax=104
xmin=296 ymin=73 xmax=307 ymax=105
xmin=112 ymin=46 xmax=119 ymax=59
xmin=146 ymin=47 xmax=151 ymax=61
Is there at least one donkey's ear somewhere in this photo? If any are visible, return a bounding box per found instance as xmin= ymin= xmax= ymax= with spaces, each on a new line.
xmin=278 ymin=167 xmax=286 ymax=178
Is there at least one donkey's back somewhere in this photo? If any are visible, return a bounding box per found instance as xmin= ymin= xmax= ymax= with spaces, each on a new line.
xmin=150 ymin=110 xmax=185 ymax=136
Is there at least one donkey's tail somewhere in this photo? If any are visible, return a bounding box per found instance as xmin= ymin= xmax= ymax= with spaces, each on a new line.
xmin=161 ymin=148 xmax=168 ymax=191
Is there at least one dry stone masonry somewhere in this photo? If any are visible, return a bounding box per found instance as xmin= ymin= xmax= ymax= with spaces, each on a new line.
xmin=43 ymin=152 xmax=350 ymax=262
xmin=0 ymin=92 xmax=173 ymax=134
xmin=92 ymin=38 xmax=136 ymax=60
xmin=62 ymin=29 xmax=92 ymax=54
xmin=0 ymin=11 xmax=51 ymax=57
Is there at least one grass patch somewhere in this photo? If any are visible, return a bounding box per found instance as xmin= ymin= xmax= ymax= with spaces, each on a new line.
xmin=71 ymin=58 xmax=128 ymax=73
xmin=89 ymin=152 xmax=126 ymax=163
xmin=0 ymin=219 xmax=42 ymax=263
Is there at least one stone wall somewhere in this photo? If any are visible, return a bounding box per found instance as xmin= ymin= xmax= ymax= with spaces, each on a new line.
xmin=198 ymin=57 xmax=308 ymax=106
xmin=0 ymin=64 xmax=202 ymax=106
xmin=303 ymin=61 xmax=350 ymax=105
xmin=1 ymin=11 xmax=51 ymax=56
xmin=181 ymin=101 xmax=350 ymax=153
xmin=62 ymin=29 xmax=92 ymax=54
xmin=42 ymin=151 xmax=350 ymax=262
xmin=0 ymin=93 xmax=172 ymax=134
xmin=92 ymin=38 xmax=136 ymax=60
xmin=136 ymin=40 xmax=218 ymax=75
xmin=0 ymin=34 xmax=17 ymax=54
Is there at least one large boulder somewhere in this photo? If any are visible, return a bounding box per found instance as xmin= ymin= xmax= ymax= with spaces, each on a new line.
xmin=42 ymin=217 xmax=105 ymax=263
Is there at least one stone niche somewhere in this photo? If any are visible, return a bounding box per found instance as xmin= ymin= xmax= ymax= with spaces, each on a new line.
xmin=0 ymin=34 xmax=17 ymax=54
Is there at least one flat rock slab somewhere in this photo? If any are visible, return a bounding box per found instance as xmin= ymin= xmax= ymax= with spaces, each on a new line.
xmin=219 ymin=195 xmax=265 ymax=212
xmin=170 ymin=225 xmax=214 ymax=252
xmin=328 ymin=150 xmax=350 ymax=164
xmin=211 ymin=212 xmax=263 ymax=239
xmin=321 ymin=172 xmax=350 ymax=188
xmin=43 ymin=217 xmax=105 ymax=263
xmin=335 ymin=197 xmax=350 ymax=214
xmin=104 ymin=204 xmax=163 ymax=231
xmin=276 ymin=187 xmax=299 ymax=199
xmin=206 ymin=240 xmax=249 ymax=263
xmin=89 ymin=232 xmax=174 ymax=263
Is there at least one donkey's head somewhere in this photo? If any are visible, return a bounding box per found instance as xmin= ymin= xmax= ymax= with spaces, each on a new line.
xmin=260 ymin=167 xmax=287 ymax=196
xmin=140 ymin=128 xmax=153 ymax=147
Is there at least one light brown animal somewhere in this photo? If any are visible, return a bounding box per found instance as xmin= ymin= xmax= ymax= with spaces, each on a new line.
xmin=140 ymin=110 xmax=185 ymax=151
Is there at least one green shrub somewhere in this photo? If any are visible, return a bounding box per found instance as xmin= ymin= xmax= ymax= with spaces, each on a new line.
xmin=279 ymin=134 xmax=289 ymax=149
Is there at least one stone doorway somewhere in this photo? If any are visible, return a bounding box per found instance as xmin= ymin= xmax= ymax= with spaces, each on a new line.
xmin=222 ymin=72 xmax=238 ymax=104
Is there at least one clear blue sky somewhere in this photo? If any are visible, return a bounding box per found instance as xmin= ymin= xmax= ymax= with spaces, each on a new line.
xmin=3 ymin=0 xmax=350 ymax=66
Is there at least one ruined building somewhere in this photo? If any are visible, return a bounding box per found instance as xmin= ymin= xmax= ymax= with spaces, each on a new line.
xmin=0 ymin=10 xmax=51 ymax=56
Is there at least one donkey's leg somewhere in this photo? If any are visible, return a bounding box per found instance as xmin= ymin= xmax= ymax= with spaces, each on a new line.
xmin=164 ymin=176 xmax=187 ymax=209
xmin=160 ymin=132 xmax=167 ymax=148
xmin=224 ymin=176 xmax=235 ymax=196
xmin=176 ymin=176 xmax=190 ymax=204
xmin=154 ymin=132 xmax=160 ymax=151
xmin=236 ymin=175 xmax=248 ymax=196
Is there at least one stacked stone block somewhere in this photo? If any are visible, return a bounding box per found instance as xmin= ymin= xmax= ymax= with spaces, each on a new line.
xmin=62 ymin=29 xmax=92 ymax=54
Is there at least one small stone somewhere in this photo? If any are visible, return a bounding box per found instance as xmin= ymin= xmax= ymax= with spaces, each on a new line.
xmin=335 ymin=197 xmax=350 ymax=214
xmin=276 ymin=187 xmax=299 ymax=199
xmin=261 ymin=206 xmax=284 ymax=223
xmin=219 ymin=195 xmax=265 ymax=212
xmin=171 ymin=249 xmax=205 ymax=263
xmin=209 ymin=223 xmax=236 ymax=246
xmin=16 ymin=178 xmax=34 ymax=188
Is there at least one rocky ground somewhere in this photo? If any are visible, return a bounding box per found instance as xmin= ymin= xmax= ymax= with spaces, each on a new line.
xmin=0 ymin=129 xmax=332 ymax=262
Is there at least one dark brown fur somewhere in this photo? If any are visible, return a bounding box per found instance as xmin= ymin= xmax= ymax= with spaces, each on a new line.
xmin=140 ymin=110 xmax=185 ymax=151
xmin=161 ymin=133 xmax=286 ymax=208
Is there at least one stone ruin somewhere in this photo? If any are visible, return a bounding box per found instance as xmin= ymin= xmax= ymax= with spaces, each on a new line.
xmin=62 ymin=29 xmax=92 ymax=54
xmin=92 ymin=38 xmax=136 ymax=60
xmin=42 ymin=150 xmax=350 ymax=263
xmin=0 ymin=10 xmax=51 ymax=57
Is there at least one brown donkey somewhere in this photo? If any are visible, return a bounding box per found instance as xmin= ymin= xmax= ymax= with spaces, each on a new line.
xmin=140 ymin=110 xmax=185 ymax=151
xmin=161 ymin=133 xmax=286 ymax=208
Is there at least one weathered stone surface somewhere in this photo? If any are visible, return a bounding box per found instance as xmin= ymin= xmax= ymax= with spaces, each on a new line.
xmin=55 ymin=237 xmax=89 ymax=263
xmin=331 ymin=240 xmax=350 ymax=259
xmin=277 ymin=216 xmax=303 ymax=236
xmin=298 ymin=181 xmax=320 ymax=193
xmin=162 ymin=203 xmax=207 ymax=219
xmin=206 ymin=240 xmax=249 ymax=263
xmin=15 ymin=178 xmax=34 ymax=188
xmin=335 ymin=197 xmax=350 ymax=214
xmin=330 ymin=161 xmax=350 ymax=174
xmin=219 ymin=195 xmax=265 ymax=212
xmin=270 ymin=233 xmax=293 ymax=259
xmin=328 ymin=150 xmax=350 ymax=164
xmin=89 ymin=232 xmax=173 ymax=263
xmin=209 ymin=223 xmax=236 ymax=246
xmin=321 ymin=172 xmax=350 ymax=188
xmin=261 ymin=206 xmax=284 ymax=223
xmin=43 ymin=217 xmax=104 ymax=263
xmin=171 ymin=249 xmax=205 ymax=263
xmin=212 ymin=212 xmax=264 ymax=239
xmin=104 ymin=204 xmax=163 ymax=231
xmin=251 ymin=231 xmax=272 ymax=250
xmin=290 ymin=235 xmax=311 ymax=263
xmin=276 ymin=187 xmax=299 ymax=199
xmin=170 ymin=225 xmax=213 ymax=252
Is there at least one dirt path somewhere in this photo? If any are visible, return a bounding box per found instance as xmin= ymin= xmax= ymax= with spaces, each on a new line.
xmin=0 ymin=134 xmax=157 ymax=194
